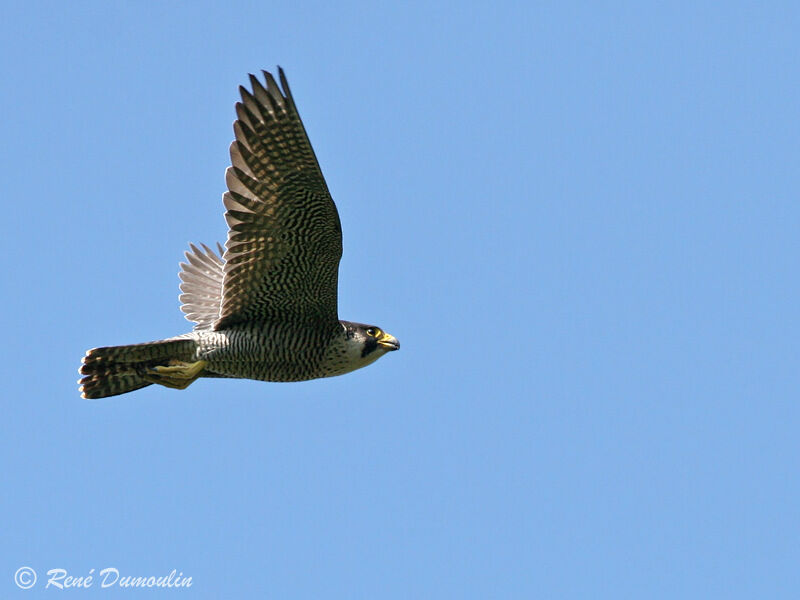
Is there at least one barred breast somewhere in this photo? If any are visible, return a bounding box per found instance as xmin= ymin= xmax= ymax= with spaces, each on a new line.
xmin=193 ymin=321 xmax=341 ymax=382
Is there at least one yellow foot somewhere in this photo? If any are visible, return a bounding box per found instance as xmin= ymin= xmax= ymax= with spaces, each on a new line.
xmin=143 ymin=360 xmax=207 ymax=390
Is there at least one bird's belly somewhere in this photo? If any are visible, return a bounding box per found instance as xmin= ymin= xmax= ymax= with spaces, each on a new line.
xmin=194 ymin=325 xmax=330 ymax=382
xmin=205 ymin=358 xmax=321 ymax=382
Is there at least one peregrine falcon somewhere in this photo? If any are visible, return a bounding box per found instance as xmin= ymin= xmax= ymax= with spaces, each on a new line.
xmin=79 ymin=68 xmax=399 ymax=399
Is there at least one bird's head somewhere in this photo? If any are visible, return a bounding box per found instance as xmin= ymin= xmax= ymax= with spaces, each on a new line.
xmin=335 ymin=321 xmax=400 ymax=373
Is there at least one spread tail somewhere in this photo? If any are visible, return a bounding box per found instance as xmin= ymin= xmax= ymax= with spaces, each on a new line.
xmin=78 ymin=338 xmax=198 ymax=399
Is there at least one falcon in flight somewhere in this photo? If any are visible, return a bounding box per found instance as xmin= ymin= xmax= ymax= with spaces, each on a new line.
xmin=79 ymin=68 xmax=399 ymax=399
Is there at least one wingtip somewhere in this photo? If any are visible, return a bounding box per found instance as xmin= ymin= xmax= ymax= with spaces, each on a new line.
xmin=239 ymin=85 xmax=255 ymax=103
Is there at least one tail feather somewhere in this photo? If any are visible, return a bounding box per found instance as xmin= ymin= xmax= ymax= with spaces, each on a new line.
xmin=79 ymin=338 xmax=196 ymax=399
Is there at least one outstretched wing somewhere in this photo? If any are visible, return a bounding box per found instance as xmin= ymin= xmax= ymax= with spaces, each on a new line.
xmin=215 ymin=68 xmax=342 ymax=331
xmin=178 ymin=242 xmax=225 ymax=330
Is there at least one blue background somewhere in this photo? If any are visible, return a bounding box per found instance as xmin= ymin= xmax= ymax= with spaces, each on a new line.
xmin=2 ymin=2 xmax=799 ymax=597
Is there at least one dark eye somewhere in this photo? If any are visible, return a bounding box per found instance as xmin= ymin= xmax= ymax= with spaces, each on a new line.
xmin=366 ymin=327 xmax=377 ymax=337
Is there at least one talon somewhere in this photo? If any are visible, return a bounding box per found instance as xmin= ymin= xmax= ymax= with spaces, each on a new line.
xmin=150 ymin=360 xmax=207 ymax=379
xmin=144 ymin=360 xmax=207 ymax=390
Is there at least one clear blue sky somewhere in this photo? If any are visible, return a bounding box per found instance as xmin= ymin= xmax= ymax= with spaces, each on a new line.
xmin=2 ymin=2 xmax=799 ymax=598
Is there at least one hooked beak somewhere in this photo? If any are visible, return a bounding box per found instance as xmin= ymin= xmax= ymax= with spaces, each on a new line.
xmin=377 ymin=332 xmax=400 ymax=351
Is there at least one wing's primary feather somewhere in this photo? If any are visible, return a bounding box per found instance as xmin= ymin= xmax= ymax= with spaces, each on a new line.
xmin=179 ymin=242 xmax=225 ymax=330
